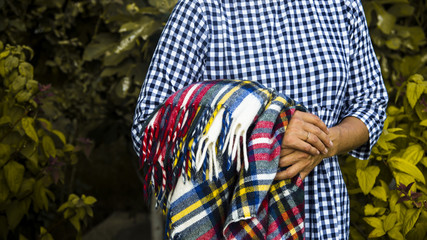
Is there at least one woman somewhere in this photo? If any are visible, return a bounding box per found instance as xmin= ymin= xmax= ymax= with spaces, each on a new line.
xmin=132 ymin=0 xmax=388 ymax=238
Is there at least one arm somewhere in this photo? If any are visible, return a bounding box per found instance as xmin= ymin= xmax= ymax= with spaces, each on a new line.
xmin=131 ymin=0 xmax=209 ymax=156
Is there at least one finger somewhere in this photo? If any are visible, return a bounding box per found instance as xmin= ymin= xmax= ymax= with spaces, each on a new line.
xmin=280 ymin=148 xmax=294 ymax=157
xmin=282 ymin=131 xmax=321 ymax=155
xmin=294 ymin=111 xmax=329 ymax=135
xmin=279 ymin=151 xmax=310 ymax=167
xmin=275 ymin=160 xmax=308 ymax=180
xmin=304 ymin=131 xmax=330 ymax=155
xmin=305 ymin=124 xmax=333 ymax=151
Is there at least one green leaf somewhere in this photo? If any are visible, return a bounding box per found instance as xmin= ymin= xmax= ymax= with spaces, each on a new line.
xmin=365 ymin=203 xmax=386 ymax=216
xmin=25 ymin=79 xmax=38 ymax=94
xmin=388 ymin=3 xmax=415 ymax=17
xmin=421 ymin=157 xmax=427 ymax=168
xmin=373 ymin=3 xmax=396 ymax=34
xmin=357 ymin=166 xmax=380 ymax=195
xmin=406 ymin=82 xmax=425 ymax=108
xmin=69 ymin=215 xmax=81 ymax=231
xmin=386 ymin=37 xmax=401 ymax=50
xmin=387 ymin=226 xmax=404 ymax=240
xmin=39 ymin=227 xmax=54 ymax=240
xmin=82 ymin=33 xmax=118 ymax=62
xmin=3 ymin=161 xmax=25 ymax=194
xmin=17 ymin=177 xmax=35 ymax=199
xmin=15 ymin=90 xmax=32 ymax=103
xmin=83 ymin=196 xmax=97 ymax=205
xmin=21 ymin=117 xmax=38 ymax=143
xmin=57 ymin=201 xmax=69 ymax=213
xmin=402 ymin=144 xmax=424 ymax=165
xmin=85 ymin=206 xmax=93 ymax=217
xmin=384 ymin=212 xmax=397 ymax=232
xmin=119 ymin=21 xmax=142 ymax=33
xmin=389 ymin=157 xmax=425 ymax=184
xmin=364 ymin=217 xmax=385 ymax=237
xmin=5 ymin=199 xmax=29 ymax=230
xmin=403 ymin=208 xmax=421 ymax=235
xmin=42 ymin=135 xmax=56 ymax=158
xmin=420 ymin=120 xmax=427 ymax=127
xmin=11 ymin=76 xmax=27 ymax=93
xmin=371 ymin=184 xmax=388 ymax=202
xmin=0 ymin=215 xmax=8 ymax=239
xmin=52 ymin=130 xmax=66 ymax=144
xmin=37 ymin=118 xmax=52 ymax=131
xmin=18 ymin=62 xmax=33 ymax=79
xmin=114 ymin=17 xmax=161 ymax=55
xmin=0 ymin=116 xmax=11 ymax=126
xmin=33 ymin=178 xmax=54 ymax=212
xmin=0 ymin=143 xmax=11 ymax=168
xmin=0 ymin=171 xmax=10 ymax=203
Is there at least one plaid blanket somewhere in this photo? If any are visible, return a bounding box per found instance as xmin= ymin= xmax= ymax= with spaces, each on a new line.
xmin=139 ymin=80 xmax=306 ymax=239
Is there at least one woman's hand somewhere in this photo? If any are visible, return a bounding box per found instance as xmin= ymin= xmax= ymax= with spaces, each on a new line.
xmin=275 ymin=149 xmax=328 ymax=181
xmin=275 ymin=115 xmax=370 ymax=181
xmin=281 ymin=111 xmax=333 ymax=155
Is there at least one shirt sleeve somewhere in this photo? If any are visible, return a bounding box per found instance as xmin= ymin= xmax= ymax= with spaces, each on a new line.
xmin=339 ymin=0 xmax=388 ymax=160
xmin=131 ymin=0 xmax=210 ymax=156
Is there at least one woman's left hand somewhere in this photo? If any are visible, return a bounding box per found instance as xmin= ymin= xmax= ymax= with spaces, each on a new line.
xmin=275 ymin=148 xmax=327 ymax=180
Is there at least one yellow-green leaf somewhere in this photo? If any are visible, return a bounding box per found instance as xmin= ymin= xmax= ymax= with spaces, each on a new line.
xmin=387 ymin=226 xmax=404 ymax=240
xmin=386 ymin=37 xmax=401 ymax=50
xmin=17 ymin=178 xmax=35 ymax=199
xmin=57 ymin=201 xmax=69 ymax=213
xmin=420 ymin=119 xmax=427 ymax=127
xmin=69 ymin=215 xmax=81 ymax=231
xmin=4 ymin=161 xmax=25 ymax=194
xmin=19 ymin=233 xmax=29 ymax=240
xmin=357 ymin=166 xmax=380 ymax=195
xmin=42 ymin=135 xmax=56 ymax=158
xmin=21 ymin=117 xmax=38 ymax=143
xmin=389 ymin=157 xmax=425 ymax=184
xmin=0 ymin=143 xmax=11 ymax=168
xmin=364 ymin=217 xmax=385 ymax=237
xmin=371 ymin=185 xmax=388 ymax=202
xmin=37 ymin=118 xmax=52 ymax=131
xmin=18 ymin=62 xmax=33 ymax=79
xmin=0 ymin=172 xmax=10 ymax=203
xmin=373 ymin=3 xmax=396 ymax=35
xmin=5 ymin=199 xmax=29 ymax=230
xmin=403 ymin=208 xmax=421 ymax=235
xmin=39 ymin=227 xmax=54 ymax=240
xmin=11 ymin=76 xmax=26 ymax=93
xmin=402 ymin=144 xmax=424 ymax=165
xmin=83 ymin=196 xmax=97 ymax=205
xmin=52 ymin=130 xmax=66 ymax=144
xmin=384 ymin=213 xmax=397 ymax=232
xmin=407 ymin=81 xmax=425 ymax=108
xmin=365 ymin=204 xmax=386 ymax=216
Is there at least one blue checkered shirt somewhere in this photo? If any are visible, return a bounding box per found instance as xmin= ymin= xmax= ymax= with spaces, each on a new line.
xmin=132 ymin=0 xmax=388 ymax=238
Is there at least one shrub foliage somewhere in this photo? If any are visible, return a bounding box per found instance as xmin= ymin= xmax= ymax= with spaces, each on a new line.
xmin=340 ymin=1 xmax=427 ymax=239
xmin=1 ymin=0 xmax=426 ymax=239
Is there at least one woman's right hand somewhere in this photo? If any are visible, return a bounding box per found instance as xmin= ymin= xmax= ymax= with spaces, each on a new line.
xmin=281 ymin=110 xmax=333 ymax=156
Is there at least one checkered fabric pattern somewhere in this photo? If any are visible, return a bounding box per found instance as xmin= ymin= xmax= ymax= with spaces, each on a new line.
xmin=132 ymin=0 xmax=388 ymax=238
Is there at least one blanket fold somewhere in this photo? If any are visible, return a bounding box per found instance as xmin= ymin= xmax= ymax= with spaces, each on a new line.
xmin=138 ymin=79 xmax=306 ymax=239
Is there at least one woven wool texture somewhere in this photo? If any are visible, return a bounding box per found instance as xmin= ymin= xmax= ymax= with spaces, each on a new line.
xmin=139 ymin=79 xmax=307 ymax=239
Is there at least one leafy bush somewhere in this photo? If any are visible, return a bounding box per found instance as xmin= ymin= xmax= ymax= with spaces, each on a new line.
xmin=0 ymin=42 xmax=96 ymax=239
xmin=1 ymin=0 xmax=426 ymax=239
xmin=339 ymin=0 xmax=427 ymax=239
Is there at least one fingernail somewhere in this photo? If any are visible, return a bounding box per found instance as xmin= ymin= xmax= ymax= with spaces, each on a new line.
xmin=330 ymin=140 xmax=333 ymax=146
xmin=316 ymin=150 xmax=320 ymax=155
xmin=323 ymin=149 xmax=328 ymax=155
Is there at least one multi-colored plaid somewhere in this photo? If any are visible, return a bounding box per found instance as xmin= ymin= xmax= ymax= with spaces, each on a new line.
xmin=139 ymin=79 xmax=306 ymax=239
